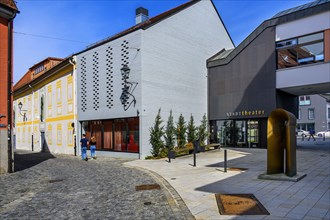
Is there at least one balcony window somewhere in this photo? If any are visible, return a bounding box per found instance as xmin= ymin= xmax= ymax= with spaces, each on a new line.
xmin=277 ymin=32 xmax=324 ymax=69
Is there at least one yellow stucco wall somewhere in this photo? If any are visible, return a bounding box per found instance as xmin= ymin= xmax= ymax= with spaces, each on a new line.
xmin=14 ymin=64 xmax=76 ymax=155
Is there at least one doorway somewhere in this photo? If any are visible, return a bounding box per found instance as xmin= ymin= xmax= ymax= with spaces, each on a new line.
xmin=247 ymin=120 xmax=259 ymax=148
xmin=214 ymin=119 xmax=260 ymax=148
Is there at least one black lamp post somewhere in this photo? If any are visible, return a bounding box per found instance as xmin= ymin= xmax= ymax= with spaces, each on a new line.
xmin=18 ymin=101 xmax=32 ymax=150
xmin=18 ymin=101 xmax=27 ymax=122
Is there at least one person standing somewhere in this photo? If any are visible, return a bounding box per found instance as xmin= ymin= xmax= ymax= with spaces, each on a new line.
xmin=90 ymin=135 xmax=97 ymax=159
xmin=80 ymin=134 xmax=89 ymax=161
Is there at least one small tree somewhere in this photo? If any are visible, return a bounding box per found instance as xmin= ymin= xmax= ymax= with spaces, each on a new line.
xmin=149 ymin=108 xmax=164 ymax=157
xmin=176 ymin=114 xmax=187 ymax=148
xmin=164 ymin=110 xmax=176 ymax=151
xmin=187 ymin=114 xmax=197 ymax=143
xmin=198 ymin=114 xmax=209 ymax=147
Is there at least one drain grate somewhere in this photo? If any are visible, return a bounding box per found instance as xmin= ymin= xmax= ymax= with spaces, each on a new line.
xmin=135 ymin=184 xmax=160 ymax=191
xmin=49 ymin=179 xmax=64 ymax=183
xmin=228 ymin=167 xmax=248 ymax=171
xmin=215 ymin=193 xmax=269 ymax=215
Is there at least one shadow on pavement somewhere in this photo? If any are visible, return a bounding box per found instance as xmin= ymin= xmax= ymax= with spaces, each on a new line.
xmin=14 ymin=150 xmax=56 ymax=172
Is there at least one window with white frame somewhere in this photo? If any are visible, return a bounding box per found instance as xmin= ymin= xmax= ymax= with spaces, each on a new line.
xmin=308 ymin=108 xmax=315 ymax=120
xmin=299 ymin=96 xmax=311 ymax=106
xmin=34 ymin=65 xmax=45 ymax=75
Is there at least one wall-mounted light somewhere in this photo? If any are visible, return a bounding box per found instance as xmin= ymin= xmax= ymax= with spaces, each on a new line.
xmin=18 ymin=102 xmax=27 ymax=122
xmin=121 ymin=64 xmax=130 ymax=80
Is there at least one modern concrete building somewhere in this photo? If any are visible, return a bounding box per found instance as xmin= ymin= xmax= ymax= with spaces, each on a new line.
xmin=13 ymin=58 xmax=76 ymax=155
xmin=297 ymin=94 xmax=330 ymax=133
xmin=75 ymin=0 xmax=234 ymax=159
xmin=0 ymin=0 xmax=18 ymax=174
xmin=207 ymin=0 xmax=330 ymax=148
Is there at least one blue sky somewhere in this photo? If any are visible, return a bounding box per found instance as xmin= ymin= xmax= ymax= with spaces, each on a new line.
xmin=13 ymin=0 xmax=313 ymax=83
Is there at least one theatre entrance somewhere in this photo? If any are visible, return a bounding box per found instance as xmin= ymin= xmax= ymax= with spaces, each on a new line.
xmin=211 ymin=119 xmax=267 ymax=148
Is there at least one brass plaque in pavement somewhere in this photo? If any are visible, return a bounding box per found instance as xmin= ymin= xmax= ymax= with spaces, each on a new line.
xmin=135 ymin=184 xmax=160 ymax=191
xmin=228 ymin=167 xmax=248 ymax=171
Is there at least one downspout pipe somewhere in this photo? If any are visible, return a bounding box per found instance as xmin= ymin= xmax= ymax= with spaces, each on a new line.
xmin=7 ymin=12 xmax=17 ymax=173
xmin=69 ymin=56 xmax=77 ymax=156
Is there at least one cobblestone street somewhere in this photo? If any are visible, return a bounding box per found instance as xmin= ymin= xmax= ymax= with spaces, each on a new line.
xmin=0 ymin=150 xmax=193 ymax=220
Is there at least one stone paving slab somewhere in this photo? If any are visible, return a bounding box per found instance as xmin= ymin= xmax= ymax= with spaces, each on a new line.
xmin=0 ymin=150 xmax=194 ymax=220
xmin=126 ymin=147 xmax=330 ymax=220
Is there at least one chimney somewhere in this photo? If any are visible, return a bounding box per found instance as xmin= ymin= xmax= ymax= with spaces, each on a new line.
xmin=135 ymin=7 xmax=149 ymax=24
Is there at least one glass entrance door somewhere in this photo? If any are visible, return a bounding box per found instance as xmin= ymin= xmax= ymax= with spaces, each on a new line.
xmin=247 ymin=120 xmax=259 ymax=147
xmin=235 ymin=120 xmax=246 ymax=147
xmin=214 ymin=119 xmax=260 ymax=148
xmin=216 ymin=120 xmax=235 ymax=147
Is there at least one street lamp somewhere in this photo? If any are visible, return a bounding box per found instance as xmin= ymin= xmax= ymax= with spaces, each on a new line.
xmin=18 ymin=102 xmax=27 ymax=122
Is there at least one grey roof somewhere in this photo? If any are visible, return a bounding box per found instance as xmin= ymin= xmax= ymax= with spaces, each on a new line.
xmin=208 ymin=49 xmax=234 ymax=61
xmin=273 ymin=0 xmax=330 ymax=18
xmin=77 ymin=0 xmax=233 ymax=56
xmin=208 ymin=0 xmax=330 ymax=66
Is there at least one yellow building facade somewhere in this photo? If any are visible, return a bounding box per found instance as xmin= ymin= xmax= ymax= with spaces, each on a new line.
xmin=14 ymin=57 xmax=77 ymax=155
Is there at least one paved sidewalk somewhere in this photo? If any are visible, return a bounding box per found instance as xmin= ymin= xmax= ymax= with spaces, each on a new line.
xmin=126 ymin=147 xmax=330 ymax=220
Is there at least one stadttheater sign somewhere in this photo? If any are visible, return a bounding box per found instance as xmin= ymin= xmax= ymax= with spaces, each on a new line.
xmin=226 ymin=110 xmax=265 ymax=117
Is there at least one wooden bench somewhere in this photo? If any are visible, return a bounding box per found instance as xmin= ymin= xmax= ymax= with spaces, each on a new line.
xmin=168 ymin=146 xmax=193 ymax=159
xmin=205 ymin=143 xmax=220 ymax=150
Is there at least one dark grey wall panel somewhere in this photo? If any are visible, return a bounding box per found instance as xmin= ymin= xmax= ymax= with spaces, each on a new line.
xmin=208 ymin=27 xmax=280 ymax=120
xmin=276 ymin=90 xmax=298 ymax=117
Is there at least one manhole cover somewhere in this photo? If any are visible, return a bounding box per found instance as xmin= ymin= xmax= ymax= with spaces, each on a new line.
xmin=215 ymin=194 xmax=269 ymax=215
xmin=228 ymin=167 xmax=248 ymax=171
xmin=135 ymin=184 xmax=160 ymax=191
xmin=49 ymin=179 xmax=64 ymax=183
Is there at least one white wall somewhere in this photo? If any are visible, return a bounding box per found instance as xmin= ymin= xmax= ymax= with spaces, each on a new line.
xmin=276 ymin=11 xmax=330 ymax=41
xmin=276 ymin=62 xmax=330 ymax=89
xmin=139 ymin=0 xmax=234 ymax=158
xmin=76 ymin=31 xmax=142 ymax=121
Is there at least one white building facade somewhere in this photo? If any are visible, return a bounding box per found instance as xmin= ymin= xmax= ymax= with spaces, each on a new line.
xmin=76 ymin=0 xmax=234 ymax=159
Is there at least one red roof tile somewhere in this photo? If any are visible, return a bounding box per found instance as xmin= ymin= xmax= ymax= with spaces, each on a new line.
xmin=0 ymin=0 xmax=18 ymax=11
xmin=14 ymin=57 xmax=64 ymax=91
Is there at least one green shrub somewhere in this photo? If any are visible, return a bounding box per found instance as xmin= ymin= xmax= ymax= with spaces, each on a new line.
xmin=176 ymin=114 xmax=186 ymax=148
xmin=149 ymin=108 xmax=164 ymax=157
